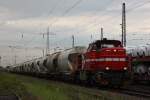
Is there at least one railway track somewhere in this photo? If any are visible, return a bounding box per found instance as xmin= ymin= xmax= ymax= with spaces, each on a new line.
xmin=12 ymin=73 xmax=150 ymax=99
xmin=49 ymin=78 xmax=150 ymax=99
xmin=119 ymin=85 xmax=150 ymax=98
xmin=0 ymin=94 xmax=19 ymax=100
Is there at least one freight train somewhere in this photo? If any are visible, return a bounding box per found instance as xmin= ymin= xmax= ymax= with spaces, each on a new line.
xmin=8 ymin=38 xmax=130 ymax=86
xmin=126 ymin=45 xmax=150 ymax=83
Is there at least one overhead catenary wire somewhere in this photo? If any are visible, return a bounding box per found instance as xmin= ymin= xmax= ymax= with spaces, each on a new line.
xmin=48 ymin=0 xmax=83 ymax=26
xmin=45 ymin=0 xmax=84 ymax=52
xmin=14 ymin=1 xmax=150 ymax=53
xmin=77 ymin=0 xmax=150 ymax=35
xmin=47 ymin=0 xmax=63 ymax=16
xmin=18 ymin=0 xmax=150 ymax=49
xmin=49 ymin=0 xmax=114 ymax=47
xmin=16 ymin=0 xmax=64 ymax=49
xmin=4 ymin=0 xmax=85 ymax=65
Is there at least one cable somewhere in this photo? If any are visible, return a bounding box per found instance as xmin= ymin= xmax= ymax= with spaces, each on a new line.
xmin=47 ymin=0 xmax=62 ymax=16
xmin=78 ymin=0 xmax=150 ymax=34
xmin=127 ymin=0 xmax=150 ymax=12
xmin=49 ymin=0 xmax=83 ymax=26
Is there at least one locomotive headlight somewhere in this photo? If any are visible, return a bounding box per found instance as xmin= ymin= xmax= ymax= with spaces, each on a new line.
xmin=106 ymin=67 xmax=110 ymax=70
xmin=114 ymin=49 xmax=117 ymax=52
xmin=123 ymin=67 xmax=127 ymax=70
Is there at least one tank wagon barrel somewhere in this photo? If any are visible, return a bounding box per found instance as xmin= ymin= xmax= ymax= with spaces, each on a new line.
xmin=10 ymin=46 xmax=86 ymax=77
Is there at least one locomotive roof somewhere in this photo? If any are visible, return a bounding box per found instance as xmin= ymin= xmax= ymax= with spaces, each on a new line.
xmin=93 ymin=39 xmax=121 ymax=45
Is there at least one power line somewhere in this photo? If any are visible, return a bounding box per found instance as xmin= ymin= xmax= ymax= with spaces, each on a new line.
xmin=54 ymin=0 xmax=115 ymax=35
xmin=127 ymin=0 xmax=150 ymax=12
xmin=48 ymin=0 xmax=83 ymax=26
xmin=78 ymin=0 xmax=150 ymax=34
xmin=45 ymin=0 xmax=83 ymax=51
xmin=47 ymin=0 xmax=62 ymax=16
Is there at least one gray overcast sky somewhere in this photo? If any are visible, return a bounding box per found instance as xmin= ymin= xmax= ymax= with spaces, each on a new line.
xmin=0 ymin=0 xmax=150 ymax=66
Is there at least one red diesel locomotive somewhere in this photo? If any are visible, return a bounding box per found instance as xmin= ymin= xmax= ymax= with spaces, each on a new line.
xmin=79 ymin=38 xmax=129 ymax=85
xmin=9 ymin=38 xmax=130 ymax=86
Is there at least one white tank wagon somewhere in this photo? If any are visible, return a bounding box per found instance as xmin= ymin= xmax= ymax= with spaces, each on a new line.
xmin=56 ymin=46 xmax=86 ymax=75
xmin=143 ymin=45 xmax=150 ymax=56
xmin=9 ymin=46 xmax=87 ymax=78
xmin=13 ymin=64 xmax=20 ymax=72
xmin=23 ymin=61 xmax=33 ymax=73
xmin=14 ymin=61 xmax=31 ymax=73
xmin=46 ymin=52 xmax=61 ymax=72
xmin=22 ymin=57 xmax=48 ymax=74
xmin=37 ymin=56 xmax=49 ymax=73
xmin=11 ymin=63 xmax=23 ymax=73
xmin=5 ymin=66 xmax=14 ymax=72
xmin=21 ymin=60 xmax=34 ymax=73
xmin=32 ymin=57 xmax=46 ymax=74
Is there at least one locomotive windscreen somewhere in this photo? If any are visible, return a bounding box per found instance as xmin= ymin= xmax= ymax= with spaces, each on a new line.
xmin=88 ymin=40 xmax=122 ymax=51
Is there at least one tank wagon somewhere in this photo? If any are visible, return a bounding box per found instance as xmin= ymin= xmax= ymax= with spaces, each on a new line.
xmin=10 ymin=39 xmax=130 ymax=86
xmin=127 ymin=45 xmax=150 ymax=83
xmin=11 ymin=46 xmax=86 ymax=78
xmin=45 ymin=46 xmax=86 ymax=79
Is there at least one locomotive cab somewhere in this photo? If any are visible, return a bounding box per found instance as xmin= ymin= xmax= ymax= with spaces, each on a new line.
xmin=87 ymin=38 xmax=122 ymax=51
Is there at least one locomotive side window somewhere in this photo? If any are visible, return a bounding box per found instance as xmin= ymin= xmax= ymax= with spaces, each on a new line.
xmin=101 ymin=44 xmax=114 ymax=48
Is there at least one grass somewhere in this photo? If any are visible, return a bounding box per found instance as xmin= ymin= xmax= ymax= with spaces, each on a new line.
xmin=0 ymin=72 xmax=70 ymax=100
xmin=0 ymin=72 xmax=27 ymax=99
xmin=21 ymin=78 xmax=70 ymax=100
xmin=0 ymin=72 xmax=144 ymax=100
